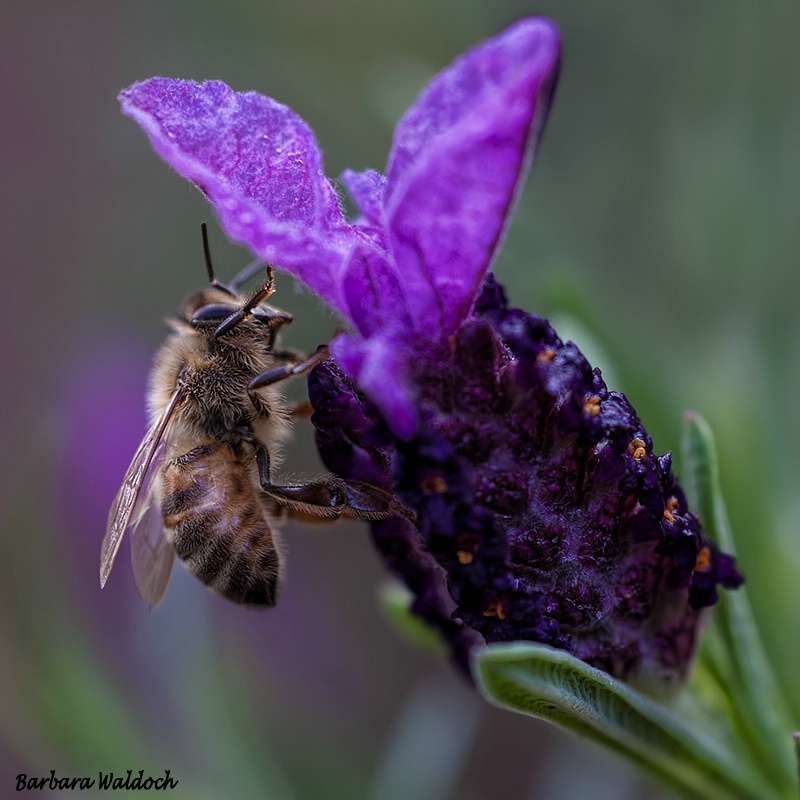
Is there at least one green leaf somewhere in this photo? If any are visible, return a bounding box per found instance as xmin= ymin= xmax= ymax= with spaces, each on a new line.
xmin=794 ymin=734 xmax=800 ymax=796
xmin=474 ymin=642 xmax=768 ymax=800
xmin=28 ymin=634 xmax=155 ymax=771
xmin=682 ymin=412 xmax=797 ymax=795
xmin=378 ymin=582 xmax=447 ymax=658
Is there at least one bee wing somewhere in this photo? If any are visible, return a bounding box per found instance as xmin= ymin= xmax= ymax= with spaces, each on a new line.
xmin=129 ymin=477 xmax=175 ymax=609
xmin=100 ymin=384 xmax=184 ymax=589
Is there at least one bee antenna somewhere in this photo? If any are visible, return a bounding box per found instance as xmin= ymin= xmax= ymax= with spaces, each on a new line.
xmin=200 ymin=223 xmax=237 ymax=297
xmin=201 ymin=222 xmax=216 ymax=284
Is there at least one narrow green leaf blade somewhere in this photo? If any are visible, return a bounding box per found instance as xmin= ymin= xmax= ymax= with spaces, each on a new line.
xmin=682 ymin=411 xmax=796 ymax=793
xmin=681 ymin=411 xmax=736 ymax=554
xmin=794 ymin=733 xmax=800 ymax=796
xmin=474 ymin=642 xmax=767 ymax=800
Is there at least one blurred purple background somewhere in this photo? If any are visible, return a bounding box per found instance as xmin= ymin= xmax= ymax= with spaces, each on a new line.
xmin=2 ymin=3 xmax=797 ymax=798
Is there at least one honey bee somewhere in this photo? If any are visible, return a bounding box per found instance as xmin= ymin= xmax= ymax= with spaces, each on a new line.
xmin=100 ymin=225 xmax=406 ymax=608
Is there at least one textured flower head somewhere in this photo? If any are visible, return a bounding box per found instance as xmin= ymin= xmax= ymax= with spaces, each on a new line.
xmin=120 ymin=17 xmax=742 ymax=685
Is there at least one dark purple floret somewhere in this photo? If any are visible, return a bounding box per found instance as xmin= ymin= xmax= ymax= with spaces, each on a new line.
xmin=309 ymin=274 xmax=743 ymax=684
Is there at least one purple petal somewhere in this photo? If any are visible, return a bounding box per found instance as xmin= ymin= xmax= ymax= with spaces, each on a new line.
xmin=119 ymin=78 xmax=356 ymax=317
xmin=341 ymin=246 xmax=413 ymax=338
xmin=385 ymin=18 xmax=560 ymax=336
xmin=330 ymin=334 xmax=420 ymax=438
xmin=340 ymin=168 xmax=386 ymax=227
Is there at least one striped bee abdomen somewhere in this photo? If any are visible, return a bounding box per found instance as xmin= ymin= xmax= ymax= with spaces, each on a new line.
xmin=161 ymin=441 xmax=281 ymax=606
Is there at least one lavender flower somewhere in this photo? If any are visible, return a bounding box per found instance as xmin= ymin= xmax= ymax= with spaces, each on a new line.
xmin=119 ymin=17 xmax=742 ymax=685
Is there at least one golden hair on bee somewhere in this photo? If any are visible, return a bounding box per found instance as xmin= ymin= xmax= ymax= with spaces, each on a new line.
xmin=101 ymin=224 xmax=409 ymax=609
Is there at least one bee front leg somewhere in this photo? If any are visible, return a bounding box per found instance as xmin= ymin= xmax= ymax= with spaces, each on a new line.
xmin=253 ymin=444 xmax=414 ymax=523
xmin=248 ymin=345 xmax=329 ymax=390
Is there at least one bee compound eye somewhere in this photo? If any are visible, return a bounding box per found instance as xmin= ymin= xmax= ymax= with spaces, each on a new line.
xmin=191 ymin=303 xmax=238 ymax=325
xmin=251 ymin=307 xmax=293 ymax=326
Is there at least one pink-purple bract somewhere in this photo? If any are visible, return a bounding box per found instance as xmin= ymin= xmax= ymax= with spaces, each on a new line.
xmin=119 ymin=17 xmax=559 ymax=439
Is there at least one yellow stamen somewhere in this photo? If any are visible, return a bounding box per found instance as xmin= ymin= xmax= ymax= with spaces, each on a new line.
xmin=695 ymin=546 xmax=712 ymax=572
xmin=421 ymin=474 xmax=448 ymax=494
xmin=663 ymin=496 xmax=680 ymax=523
xmin=483 ymin=598 xmax=507 ymax=620
xmin=583 ymin=395 xmax=601 ymax=417
xmin=628 ymin=437 xmax=646 ymax=460
xmin=537 ymin=348 xmax=556 ymax=363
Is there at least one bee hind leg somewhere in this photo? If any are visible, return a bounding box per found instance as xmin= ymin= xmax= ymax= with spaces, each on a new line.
xmin=253 ymin=444 xmax=414 ymax=523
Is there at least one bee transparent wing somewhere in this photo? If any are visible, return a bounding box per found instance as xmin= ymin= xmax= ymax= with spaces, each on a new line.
xmin=100 ymin=384 xmax=184 ymax=589
xmin=129 ymin=475 xmax=175 ymax=609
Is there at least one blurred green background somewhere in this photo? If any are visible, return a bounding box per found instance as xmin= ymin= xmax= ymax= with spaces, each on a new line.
xmin=1 ymin=2 xmax=797 ymax=798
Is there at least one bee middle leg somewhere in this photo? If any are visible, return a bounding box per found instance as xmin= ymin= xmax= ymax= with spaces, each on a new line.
xmin=288 ymin=399 xmax=314 ymax=419
xmin=253 ymin=443 xmax=413 ymax=523
xmin=244 ymin=346 xmax=414 ymax=522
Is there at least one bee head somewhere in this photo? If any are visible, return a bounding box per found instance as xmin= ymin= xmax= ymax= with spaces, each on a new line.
xmin=185 ymin=290 xmax=293 ymax=340
xmin=183 ymin=226 xmax=293 ymax=339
